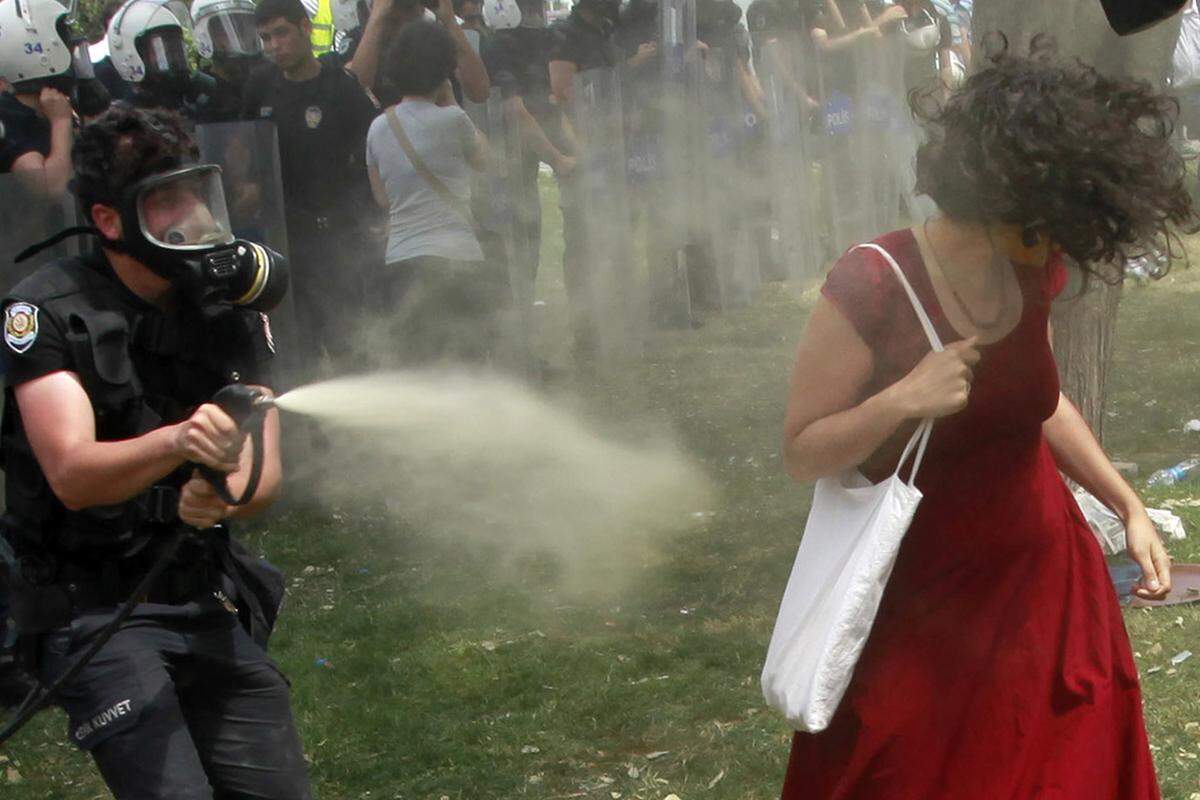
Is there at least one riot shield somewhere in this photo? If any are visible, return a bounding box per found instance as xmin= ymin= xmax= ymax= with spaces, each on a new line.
xmin=757 ymin=33 xmax=825 ymax=281
xmin=642 ymin=0 xmax=701 ymax=328
xmin=814 ymin=30 xmax=891 ymax=253
xmin=569 ymin=67 xmax=641 ymax=360
xmin=194 ymin=120 xmax=303 ymax=383
xmin=0 ymin=170 xmax=82 ymax=296
xmin=857 ymin=31 xmax=930 ymax=231
xmin=693 ymin=43 xmax=762 ymax=309
xmin=463 ymin=90 xmax=534 ymax=373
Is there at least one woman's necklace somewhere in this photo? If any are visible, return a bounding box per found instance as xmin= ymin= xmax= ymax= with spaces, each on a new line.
xmin=922 ymin=219 xmax=1011 ymax=331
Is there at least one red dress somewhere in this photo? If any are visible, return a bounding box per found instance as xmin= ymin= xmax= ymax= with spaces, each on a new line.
xmin=780 ymin=230 xmax=1160 ymax=799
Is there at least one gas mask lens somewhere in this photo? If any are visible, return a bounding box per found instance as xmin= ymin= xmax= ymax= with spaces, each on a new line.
xmin=136 ymin=27 xmax=191 ymax=76
xmin=207 ymin=11 xmax=262 ymax=57
xmin=137 ymin=166 xmax=235 ymax=251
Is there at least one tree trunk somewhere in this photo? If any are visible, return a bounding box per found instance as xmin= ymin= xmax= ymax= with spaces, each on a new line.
xmin=970 ymin=1 xmax=1180 ymax=440
xmin=1051 ymin=278 xmax=1122 ymax=442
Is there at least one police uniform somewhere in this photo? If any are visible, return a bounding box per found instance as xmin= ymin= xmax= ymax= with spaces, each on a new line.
xmin=481 ymin=26 xmax=564 ymax=286
xmin=241 ymin=55 xmax=379 ymax=372
xmin=0 ymin=251 xmax=310 ymax=798
xmin=0 ymin=94 xmax=55 ymax=701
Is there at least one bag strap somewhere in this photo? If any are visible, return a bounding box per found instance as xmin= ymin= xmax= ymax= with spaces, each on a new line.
xmin=386 ymin=105 xmax=479 ymax=233
xmin=851 ymin=242 xmax=941 ymax=487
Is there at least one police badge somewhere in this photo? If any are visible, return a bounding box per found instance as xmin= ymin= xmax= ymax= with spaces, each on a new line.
xmin=4 ymin=302 xmax=39 ymax=354
xmin=305 ymin=105 xmax=323 ymax=129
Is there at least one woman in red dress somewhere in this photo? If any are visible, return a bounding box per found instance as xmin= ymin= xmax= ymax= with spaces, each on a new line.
xmin=779 ymin=39 xmax=1198 ymax=799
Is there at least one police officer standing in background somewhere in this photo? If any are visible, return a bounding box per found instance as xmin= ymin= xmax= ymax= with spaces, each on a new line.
xmin=243 ymin=0 xmax=380 ymax=374
xmin=0 ymin=104 xmax=308 ymax=798
xmin=547 ymin=0 xmax=620 ymax=361
xmin=192 ymin=0 xmax=268 ymax=122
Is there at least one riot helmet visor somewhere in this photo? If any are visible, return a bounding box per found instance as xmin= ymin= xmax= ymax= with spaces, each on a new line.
xmin=136 ymin=26 xmax=191 ymax=75
xmin=205 ymin=11 xmax=261 ymax=56
xmin=135 ymin=166 xmax=235 ymax=251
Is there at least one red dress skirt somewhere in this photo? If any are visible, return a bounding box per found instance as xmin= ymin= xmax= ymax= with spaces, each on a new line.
xmin=780 ymin=230 xmax=1159 ymax=799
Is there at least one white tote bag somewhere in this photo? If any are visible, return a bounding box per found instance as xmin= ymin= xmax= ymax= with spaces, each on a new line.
xmin=761 ymin=243 xmax=945 ymax=733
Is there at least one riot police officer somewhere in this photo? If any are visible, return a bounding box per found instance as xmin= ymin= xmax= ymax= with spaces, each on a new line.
xmin=106 ymin=0 xmax=226 ymax=119
xmin=547 ymin=0 xmax=619 ymax=361
xmin=191 ymin=0 xmax=268 ymax=121
xmin=0 ymin=0 xmax=101 ymax=191
xmin=0 ymin=104 xmax=308 ymax=798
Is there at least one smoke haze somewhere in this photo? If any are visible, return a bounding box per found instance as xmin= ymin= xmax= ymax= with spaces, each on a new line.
xmin=275 ymin=371 xmax=714 ymax=596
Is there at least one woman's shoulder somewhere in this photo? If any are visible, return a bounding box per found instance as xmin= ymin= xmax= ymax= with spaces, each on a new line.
xmin=824 ymin=229 xmax=919 ymax=290
xmin=820 ymin=229 xmax=921 ymax=348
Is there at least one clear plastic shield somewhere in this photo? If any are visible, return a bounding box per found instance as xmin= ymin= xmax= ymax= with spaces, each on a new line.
xmin=463 ymin=89 xmax=534 ymax=372
xmin=817 ymin=30 xmax=927 ymax=254
xmin=757 ymin=33 xmax=825 ymax=281
xmin=0 ymin=170 xmax=82 ymax=296
xmin=641 ymin=0 xmax=701 ymax=328
xmin=694 ymin=44 xmax=761 ymax=309
xmin=194 ymin=120 xmax=301 ymax=383
xmin=569 ymin=67 xmax=641 ymax=360
xmin=859 ymin=32 xmax=930 ymax=230
xmin=814 ymin=33 xmax=884 ymax=253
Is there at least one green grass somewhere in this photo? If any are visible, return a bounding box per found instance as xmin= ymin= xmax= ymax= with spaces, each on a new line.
xmin=5 ymin=196 xmax=1200 ymax=798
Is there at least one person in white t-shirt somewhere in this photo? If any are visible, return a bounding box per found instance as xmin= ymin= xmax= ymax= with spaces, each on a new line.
xmin=365 ymin=19 xmax=500 ymax=364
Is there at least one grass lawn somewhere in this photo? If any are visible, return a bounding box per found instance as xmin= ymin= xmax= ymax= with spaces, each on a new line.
xmin=4 ymin=183 xmax=1200 ymax=798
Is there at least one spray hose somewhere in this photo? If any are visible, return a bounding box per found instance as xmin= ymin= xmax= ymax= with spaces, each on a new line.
xmin=0 ymin=383 xmax=274 ymax=746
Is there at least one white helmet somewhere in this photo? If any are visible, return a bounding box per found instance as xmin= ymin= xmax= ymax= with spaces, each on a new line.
xmin=902 ymin=8 xmax=940 ymax=53
xmin=107 ymin=0 xmax=192 ymax=83
xmin=0 ymin=0 xmax=74 ymax=88
xmin=191 ymin=0 xmax=261 ymax=59
xmin=483 ymin=0 xmax=522 ymax=28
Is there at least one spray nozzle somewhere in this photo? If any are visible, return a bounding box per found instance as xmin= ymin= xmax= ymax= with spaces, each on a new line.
xmin=196 ymin=383 xmax=274 ymax=509
xmin=212 ymin=382 xmax=273 ymax=429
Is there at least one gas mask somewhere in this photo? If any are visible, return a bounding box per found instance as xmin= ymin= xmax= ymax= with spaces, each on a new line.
xmin=18 ymin=165 xmax=289 ymax=315
xmin=117 ymin=165 xmax=289 ymax=313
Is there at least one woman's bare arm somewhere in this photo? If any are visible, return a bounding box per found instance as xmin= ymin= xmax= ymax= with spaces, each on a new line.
xmin=1042 ymin=321 xmax=1170 ymax=599
xmin=1043 ymin=393 xmax=1143 ymax=520
xmin=783 ymin=296 xmax=978 ymax=483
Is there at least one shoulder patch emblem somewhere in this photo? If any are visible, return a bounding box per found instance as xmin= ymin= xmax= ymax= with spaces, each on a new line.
xmin=4 ymin=302 xmax=39 ymax=354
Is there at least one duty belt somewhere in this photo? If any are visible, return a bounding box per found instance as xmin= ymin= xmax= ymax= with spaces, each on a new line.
xmin=56 ymin=545 xmax=218 ymax=610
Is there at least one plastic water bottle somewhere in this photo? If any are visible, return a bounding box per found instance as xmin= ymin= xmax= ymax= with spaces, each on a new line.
xmin=1147 ymin=458 xmax=1200 ymax=487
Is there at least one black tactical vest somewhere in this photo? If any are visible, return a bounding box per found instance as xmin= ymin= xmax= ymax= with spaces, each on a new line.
xmin=0 ymin=254 xmax=269 ymax=572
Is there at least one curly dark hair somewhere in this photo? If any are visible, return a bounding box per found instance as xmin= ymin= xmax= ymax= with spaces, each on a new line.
xmin=72 ymin=104 xmax=198 ymax=221
xmin=383 ymin=21 xmax=458 ymax=99
xmin=912 ymin=34 xmax=1199 ymax=281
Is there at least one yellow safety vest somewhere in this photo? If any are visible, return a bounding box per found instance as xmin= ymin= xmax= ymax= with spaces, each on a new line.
xmin=310 ymin=0 xmax=334 ymax=57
